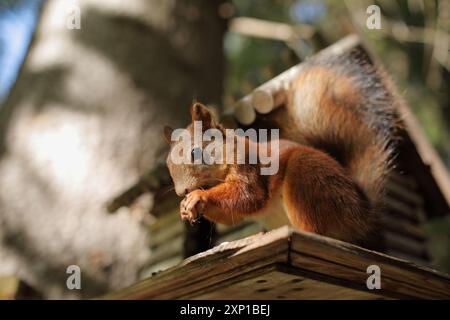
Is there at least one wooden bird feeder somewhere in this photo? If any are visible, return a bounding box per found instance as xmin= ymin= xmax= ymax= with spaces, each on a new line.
xmin=105 ymin=35 xmax=450 ymax=300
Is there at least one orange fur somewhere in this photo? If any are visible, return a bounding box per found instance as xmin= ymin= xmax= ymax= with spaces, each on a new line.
xmin=165 ymin=53 xmax=402 ymax=243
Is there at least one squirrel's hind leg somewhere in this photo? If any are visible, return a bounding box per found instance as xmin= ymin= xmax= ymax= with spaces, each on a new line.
xmin=281 ymin=146 xmax=372 ymax=243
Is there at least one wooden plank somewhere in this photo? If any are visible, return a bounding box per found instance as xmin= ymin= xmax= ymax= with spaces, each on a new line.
xmin=102 ymin=227 xmax=292 ymax=299
xmin=388 ymin=172 xmax=419 ymax=190
xmin=382 ymin=231 xmax=429 ymax=259
xmin=386 ymin=180 xmax=424 ymax=207
xmin=380 ymin=213 xmax=427 ymax=241
xmin=290 ymin=229 xmax=450 ymax=299
xmin=415 ymin=206 xmax=428 ymax=223
xmin=385 ymin=195 xmax=420 ymax=222
xmin=290 ymin=253 xmax=418 ymax=299
xmin=191 ymin=264 xmax=385 ymax=300
xmin=103 ymin=227 xmax=450 ymax=300
xmin=184 ymin=264 xmax=283 ymax=299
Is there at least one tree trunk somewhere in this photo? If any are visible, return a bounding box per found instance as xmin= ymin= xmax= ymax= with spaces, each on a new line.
xmin=0 ymin=0 xmax=225 ymax=298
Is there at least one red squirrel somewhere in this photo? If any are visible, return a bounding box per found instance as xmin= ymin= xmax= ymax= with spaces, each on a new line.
xmin=163 ymin=50 xmax=402 ymax=243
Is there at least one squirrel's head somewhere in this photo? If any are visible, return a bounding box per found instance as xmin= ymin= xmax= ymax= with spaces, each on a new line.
xmin=164 ymin=102 xmax=229 ymax=197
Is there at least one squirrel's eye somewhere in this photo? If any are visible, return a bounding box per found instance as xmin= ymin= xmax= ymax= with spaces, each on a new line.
xmin=191 ymin=147 xmax=202 ymax=163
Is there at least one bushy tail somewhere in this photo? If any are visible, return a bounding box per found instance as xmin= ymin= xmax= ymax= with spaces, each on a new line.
xmin=332 ymin=48 xmax=403 ymax=208
xmin=279 ymin=47 xmax=403 ymax=209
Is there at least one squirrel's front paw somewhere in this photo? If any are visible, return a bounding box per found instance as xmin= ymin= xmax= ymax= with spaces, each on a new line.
xmin=180 ymin=190 xmax=208 ymax=225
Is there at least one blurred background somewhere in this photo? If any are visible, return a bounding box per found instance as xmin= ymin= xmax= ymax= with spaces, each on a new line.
xmin=0 ymin=0 xmax=448 ymax=299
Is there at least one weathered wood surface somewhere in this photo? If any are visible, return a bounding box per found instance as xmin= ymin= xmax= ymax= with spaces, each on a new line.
xmin=190 ymin=265 xmax=386 ymax=300
xmin=102 ymin=227 xmax=450 ymax=300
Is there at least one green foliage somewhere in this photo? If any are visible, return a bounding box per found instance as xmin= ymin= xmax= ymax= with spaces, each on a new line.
xmin=225 ymin=34 xmax=297 ymax=100
xmin=232 ymin=0 xmax=291 ymax=22
xmin=224 ymin=0 xmax=300 ymax=107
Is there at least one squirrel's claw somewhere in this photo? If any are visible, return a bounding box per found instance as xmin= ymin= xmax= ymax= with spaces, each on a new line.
xmin=180 ymin=190 xmax=207 ymax=225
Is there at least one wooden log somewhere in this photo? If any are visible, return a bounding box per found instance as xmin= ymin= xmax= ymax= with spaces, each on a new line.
xmin=251 ymin=86 xmax=288 ymax=114
xmin=385 ymin=195 xmax=420 ymax=222
xmin=251 ymin=89 xmax=274 ymax=114
xmin=234 ymin=95 xmax=256 ymax=125
xmin=232 ymin=34 xmax=361 ymax=123
xmin=382 ymin=231 xmax=429 ymax=259
xmin=379 ymin=213 xmax=427 ymax=241
xmin=388 ymin=171 xmax=419 ymax=189
xmin=386 ymin=180 xmax=424 ymax=207
xmin=234 ymin=65 xmax=300 ymax=119
xmin=415 ymin=206 xmax=428 ymax=223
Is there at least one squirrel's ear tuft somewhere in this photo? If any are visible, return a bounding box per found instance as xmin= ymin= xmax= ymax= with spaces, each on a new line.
xmin=191 ymin=102 xmax=215 ymax=128
xmin=163 ymin=126 xmax=174 ymax=144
